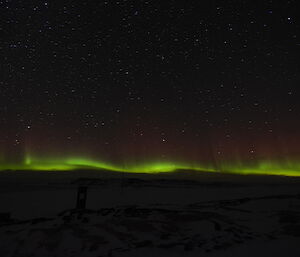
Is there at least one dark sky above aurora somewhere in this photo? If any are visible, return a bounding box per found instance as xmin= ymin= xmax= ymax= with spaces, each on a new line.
xmin=0 ymin=0 xmax=299 ymax=175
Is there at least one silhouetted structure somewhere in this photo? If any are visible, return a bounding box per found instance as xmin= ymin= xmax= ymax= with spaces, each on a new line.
xmin=76 ymin=186 xmax=88 ymax=209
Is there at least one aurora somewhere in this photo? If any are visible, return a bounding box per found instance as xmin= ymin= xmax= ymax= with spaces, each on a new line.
xmin=0 ymin=154 xmax=300 ymax=177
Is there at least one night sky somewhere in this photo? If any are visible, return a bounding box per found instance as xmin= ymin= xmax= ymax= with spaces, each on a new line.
xmin=1 ymin=1 xmax=299 ymax=173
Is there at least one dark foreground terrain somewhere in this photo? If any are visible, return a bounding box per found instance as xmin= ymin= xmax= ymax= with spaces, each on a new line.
xmin=0 ymin=170 xmax=300 ymax=256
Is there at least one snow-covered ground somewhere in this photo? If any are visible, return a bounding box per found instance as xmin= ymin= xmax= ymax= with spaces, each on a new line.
xmin=0 ymin=170 xmax=300 ymax=256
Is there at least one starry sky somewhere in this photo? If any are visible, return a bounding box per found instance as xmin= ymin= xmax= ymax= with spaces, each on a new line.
xmin=0 ymin=0 xmax=299 ymax=170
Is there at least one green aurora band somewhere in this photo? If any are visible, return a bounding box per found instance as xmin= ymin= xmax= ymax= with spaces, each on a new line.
xmin=0 ymin=154 xmax=300 ymax=177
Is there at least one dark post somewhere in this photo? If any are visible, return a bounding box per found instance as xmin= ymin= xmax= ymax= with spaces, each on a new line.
xmin=76 ymin=186 xmax=88 ymax=210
